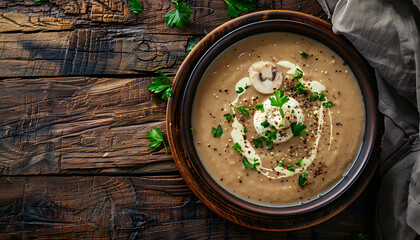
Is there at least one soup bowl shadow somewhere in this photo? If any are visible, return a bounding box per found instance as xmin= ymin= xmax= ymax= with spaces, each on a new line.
xmin=166 ymin=10 xmax=378 ymax=231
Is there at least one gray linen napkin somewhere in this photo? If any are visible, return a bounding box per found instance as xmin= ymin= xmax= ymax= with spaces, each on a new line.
xmin=316 ymin=0 xmax=420 ymax=239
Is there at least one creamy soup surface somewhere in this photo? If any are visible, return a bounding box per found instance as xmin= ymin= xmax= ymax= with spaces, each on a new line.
xmin=191 ymin=32 xmax=365 ymax=206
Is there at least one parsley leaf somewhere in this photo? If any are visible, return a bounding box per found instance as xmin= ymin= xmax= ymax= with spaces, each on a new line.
xmin=295 ymin=81 xmax=308 ymax=95
xmin=146 ymin=71 xmax=174 ymax=101
xmin=300 ymin=51 xmax=312 ymax=58
xmin=319 ymin=92 xmax=326 ymax=101
xmin=269 ymin=89 xmax=289 ymax=118
xmin=245 ymin=85 xmax=250 ymax=89
xmin=287 ymin=164 xmax=295 ymax=172
xmin=253 ymin=137 xmax=264 ymax=148
xmin=224 ymin=0 xmax=257 ymax=18
xmin=299 ymin=172 xmax=308 ymax=186
xmin=146 ymin=126 xmax=168 ymax=154
xmin=243 ymin=126 xmax=247 ymax=132
xmin=34 ymin=0 xmax=48 ymax=2
xmin=211 ymin=125 xmax=223 ymax=138
xmin=265 ymin=139 xmax=273 ymax=150
xmin=261 ymin=120 xmax=269 ymax=128
xmin=232 ymin=142 xmax=242 ymax=152
xmin=255 ymin=104 xmax=264 ymax=112
xmin=278 ymin=161 xmax=286 ymax=168
xmin=291 ymin=122 xmax=308 ymax=136
xmin=236 ymin=87 xmax=245 ymax=94
xmin=128 ymin=0 xmax=143 ymax=14
xmin=230 ymin=104 xmax=250 ymax=116
xmin=296 ymin=158 xmax=303 ymax=167
xmin=243 ymin=157 xmax=259 ymax=170
xmin=310 ymin=92 xmax=319 ymax=101
xmin=265 ymin=129 xmax=278 ymax=140
xmin=323 ymin=101 xmax=334 ymax=107
xmin=224 ymin=113 xmax=234 ymax=123
xmin=294 ymin=68 xmax=303 ymax=79
xmin=165 ymin=0 xmax=192 ymax=29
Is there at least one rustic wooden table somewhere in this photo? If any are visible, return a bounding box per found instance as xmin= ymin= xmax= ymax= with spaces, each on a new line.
xmin=0 ymin=0 xmax=377 ymax=239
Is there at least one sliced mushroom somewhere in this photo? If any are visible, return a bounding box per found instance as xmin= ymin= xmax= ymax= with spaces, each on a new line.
xmin=248 ymin=61 xmax=283 ymax=94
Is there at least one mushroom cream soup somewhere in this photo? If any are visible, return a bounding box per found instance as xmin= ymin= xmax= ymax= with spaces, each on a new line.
xmin=191 ymin=32 xmax=365 ymax=206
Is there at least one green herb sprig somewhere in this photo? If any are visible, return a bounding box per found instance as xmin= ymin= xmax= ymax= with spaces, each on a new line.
xmin=255 ymin=104 xmax=264 ymax=112
xmin=146 ymin=126 xmax=168 ymax=154
xmin=165 ymin=0 xmax=192 ymax=29
xmin=223 ymin=113 xmax=234 ymax=123
xmin=230 ymin=104 xmax=250 ymax=116
xmin=128 ymin=0 xmax=143 ymax=14
xmin=291 ymin=122 xmax=308 ymax=136
xmin=294 ymin=68 xmax=303 ymax=79
xmin=146 ymin=71 xmax=175 ymax=101
xmin=299 ymin=172 xmax=308 ymax=186
xmin=224 ymin=0 xmax=257 ymax=18
xmin=211 ymin=125 xmax=223 ymax=138
xmin=300 ymin=51 xmax=312 ymax=58
xmin=295 ymin=81 xmax=308 ymax=95
xmin=269 ymin=89 xmax=289 ymax=118
xmin=243 ymin=157 xmax=258 ymax=170
xmin=232 ymin=142 xmax=242 ymax=152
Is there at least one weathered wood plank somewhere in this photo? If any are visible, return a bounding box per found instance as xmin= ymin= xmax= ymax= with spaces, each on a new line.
xmin=0 ymin=0 xmax=327 ymax=77
xmin=0 ymin=76 xmax=175 ymax=175
xmin=0 ymin=176 xmax=375 ymax=239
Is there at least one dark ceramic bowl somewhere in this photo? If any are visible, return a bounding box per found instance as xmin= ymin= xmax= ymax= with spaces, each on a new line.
xmin=167 ymin=10 xmax=378 ymax=231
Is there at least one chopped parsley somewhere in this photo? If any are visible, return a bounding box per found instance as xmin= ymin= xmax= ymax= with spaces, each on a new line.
xmin=261 ymin=120 xmax=270 ymax=128
xmin=211 ymin=125 xmax=223 ymax=138
xmin=296 ymin=158 xmax=303 ymax=167
xmin=224 ymin=0 xmax=257 ymax=18
xmin=224 ymin=113 xmax=234 ymax=123
xmin=236 ymin=87 xmax=245 ymax=94
xmin=128 ymin=0 xmax=143 ymax=14
xmin=146 ymin=71 xmax=174 ymax=101
xmin=255 ymin=104 xmax=264 ymax=112
xmin=323 ymin=101 xmax=334 ymax=107
xmin=319 ymin=92 xmax=326 ymax=101
xmin=265 ymin=129 xmax=278 ymax=140
xmin=300 ymin=51 xmax=312 ymax=58
xmin=291 ymin=122 xmax=308 ymax=136
xmin=278 ymin=161 xmax=286 ymax=168
xmin=269 ymin=89 xmax=289 ymax=118
xmin=165 ymin=0 xmax=192 ymax=29
xmin=294 ymin=68 xmax=303 ymax=79
xmin=253 ymin=137 xmax=264 ymax=148
xmin=295 ymin=81 xmax=308 ymax=95
xmin=310 ymin=92 xmax=319 ymax=101
xmin=287 ymin=164 xmax=295 ymax=172
xmin=243 ymin=126 xmax=247 ymax=132
xmin=190 ymin=127 xmax=196 ymax=132
xmin=146 ymin=126 xmax=168 ymax=155
xmin=230 ymin=104 xmax=250 ymax=116
xmin=232 ymin=142 xmax=242 ymax=152
xmin=299 ymin=172 xmax=308 ymax=186
xmin=245 ymin=85 xmax=250 ymax=89
xmin=243 ymin=157 xmax=258 ymax=170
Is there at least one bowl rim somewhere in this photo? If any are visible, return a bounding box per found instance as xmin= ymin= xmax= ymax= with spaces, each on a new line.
xmin=167 ymin=10 xmax=378 ymax=231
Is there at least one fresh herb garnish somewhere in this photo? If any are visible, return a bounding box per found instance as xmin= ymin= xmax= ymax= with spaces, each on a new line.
xmin=261 ymin=120 xmax=269 ymax=128
xmin=278 ymin=161 xmax=286 ymax=168
xmin=291 ymin=122 xmax=308 ymax=136
xmin=265 ymin=140 xmax=273 ymax=150
xmin=146 ymin=126 xmax=168 ymax=154
xmin=236 ymin=87 xmax=245 ymax=94
xmin=300 ymin=51 xmax=312 ymax=58
xmin=190 ymin=127 xmax=196 ymax=131
xmin=245 ymin=85 xmax=250 ymax=89
xmin=265 ymin=129 xmax=278 ymax=140
xmin=224 ymin=0 xmax=257 ymax=18
xmin=299 ymin=172 xmax=308 ymax=186
xmin=310 ymin=92 xmax=319 ymax=101
xmin=253 ymin=137 xmax=264 ymax=148
xmin=243 ymin=126 xmax=247 ymax=132
xmin=255 ymin=104 xmax=264 ymax=112
xmin=211 ymin=125 xmax=223 ymax=138
xmin=296 ymin=158 xmax=303 ymax=167
xmin=322 ymin=101 xmax=334 ymax=107
xmin=128 ymin=0 xmax=143 ymax=14
xmin=294 ymin=68 xmax=303 ymax=79
xmin=165 ymin=0 xmax=192 ymax=29
xmin=224 ymin=113 xmax=234 ymax=123
xmin=269 ymin=89 xmax=289 ymax=118
xmin=146 ymin=70 xmax=174 ymax=101
xmin=33 ymin=0 xmax=48 ymax=2
xmin=287 ymin=164 xmax=295 ymax=172
xmin=243 ymin=157 xmax=258 ymax=170
xmin=291 ymin=109 xmax=295 ymax=113
xmin=230 ymin=104 xmax=250 ymax=116
xmin=319 ymin=92 xmax=326 ymax=101
xmin=295 ymin=81 xmax=308 ymax=95
xmin=232 ymin=142 xmax=242 ymax=152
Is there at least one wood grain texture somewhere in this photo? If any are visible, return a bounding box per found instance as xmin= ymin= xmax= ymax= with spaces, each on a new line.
xmin=0 ymin=176 xmax=375 ymax=239
xmin=0 ymin=76 xmax=174 ymax=175
xmin=0 ymin=0 xmax=327 ymax=77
